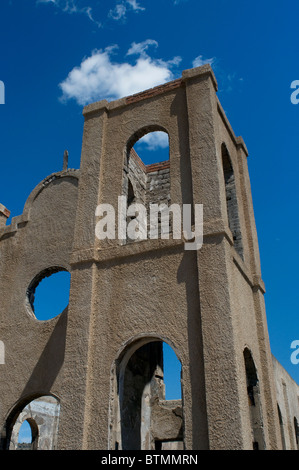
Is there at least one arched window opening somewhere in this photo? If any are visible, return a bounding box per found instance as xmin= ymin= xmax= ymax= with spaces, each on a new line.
xmin=294 ymin=417 xmax=299 ymax=450
xmin=6 ymin=395 xmax=60 ymax=450
xmin=133 ymin=131 xmax=170 ymax=166
xmin=243 ymin=348 xmax=265 ymax=449
xmin=221 ymin=143 xmax=243 ymax=259
xmin=163 ymin=342 xmax=182 ymax=400
xmin=124 ymin=129 xmax=171 ymax=243
xmin=277 ymin=404 xmax=286 ymax=450
xmin=17 ymin=419 xmax=38 ymax=450
xmin=113 ymin=339 xmax=183 ymax=451
xmin=26 ymin=267 xmax=71 ymax=321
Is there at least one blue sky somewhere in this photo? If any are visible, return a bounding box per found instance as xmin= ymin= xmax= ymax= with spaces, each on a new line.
xmin=0 ymin=0 xmax=298 ymax=409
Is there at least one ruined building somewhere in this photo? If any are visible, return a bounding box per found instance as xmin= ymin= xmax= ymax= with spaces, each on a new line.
xmin=0 ymin=64 xmax=298 ymax=450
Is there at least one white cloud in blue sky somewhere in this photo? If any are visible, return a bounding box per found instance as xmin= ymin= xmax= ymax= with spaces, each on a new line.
xmin=192 ymin=55 xmax=215 ymax=68
xmin=126 ymin=0 xmax=145 ymax=12
xmin=37 ymin=0 xmax=145 ymax=25
xmin=109 ymin=4 xmax=127 ymax=21
xmin=109 ymin=0 xmax=145 ymax=20
xmin=59 ymin=41 xmax=181 ymax=105
xmin=127 ymin=39 xmax=158 ymax=56
xmin=136 ymin=131 xmax=169 ymax=151
xmin=37 ymin=0 xmax=101 ymax=26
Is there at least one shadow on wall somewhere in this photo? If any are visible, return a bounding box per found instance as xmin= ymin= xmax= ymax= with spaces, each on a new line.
xmin=22 ymin=309 xmax=68 ymax=396
xmin=1 ymin=310 xmax=67 ymax=450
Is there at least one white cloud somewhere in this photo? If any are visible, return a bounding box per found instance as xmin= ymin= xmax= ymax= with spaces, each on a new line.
xmin=192 ymin=55 xmax=215 ymax=68
xmin=135 ymin=131 xmax=169 ymax=151
xmin=109 ymin=0 xmax=145 ymax=21
xmin=109 ymin=4 xmax=127 ymax=20
xmin=37 ymin=0 xmax=101 ymax=27
xmin=59 ymin=42 xmax=181 ymax=105
xmin=127 ymin=39 xmax=158 ymax=57
xmin=126 ymin=0 xmax=145 ymax=11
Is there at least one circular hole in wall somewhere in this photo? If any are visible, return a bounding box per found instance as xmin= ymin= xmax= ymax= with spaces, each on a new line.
xmin=27 ymin=268 xmax=71 ymax=321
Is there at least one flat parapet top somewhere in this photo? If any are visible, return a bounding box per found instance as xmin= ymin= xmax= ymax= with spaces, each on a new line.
xmin=83 ymin=64 xmax=218 ymax=117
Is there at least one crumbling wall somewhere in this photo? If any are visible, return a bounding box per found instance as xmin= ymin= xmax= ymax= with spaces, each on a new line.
xmin=124 ymin=149 xmax=171 ymax=241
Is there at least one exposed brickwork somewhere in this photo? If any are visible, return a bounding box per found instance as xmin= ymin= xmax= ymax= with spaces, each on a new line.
xmin=130 ymin=149 xmax=170 ymax=174
xmin=146 ymin=161 xmax=170 ymax=173
xmin=126 ymin=150 xmax=147 ymax=205
xmin=126 ymin=79 xmax=183 ymax=105
xmin=124 ymin=147 xmax=171 ymax=242
xmin=0 ymin=204 xmax=10 ymax=229
xmin=0 ymin=204 xmax=10 ymax=219
xmin=129 ymin=148 xmax=146 ymax=172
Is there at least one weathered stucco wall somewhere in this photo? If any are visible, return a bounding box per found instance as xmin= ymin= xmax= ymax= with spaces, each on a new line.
xmin=272 ymin=356 xmax=299 ymax=450
xmin=0 ymin=170 xmax=79 ymax=449
xmin=0 ymin=64 xmax=298 ymax=451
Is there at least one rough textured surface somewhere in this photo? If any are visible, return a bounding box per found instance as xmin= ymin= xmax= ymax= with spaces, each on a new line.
xmin=0 ymin=64 xmax=298 ymax=450
xmin=272 ymin=356 xmax=299 ymax=450
xmin=9 ymin=396 xmax=60 ymax=450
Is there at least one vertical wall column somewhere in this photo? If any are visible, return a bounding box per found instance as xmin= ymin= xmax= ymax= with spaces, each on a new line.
xmin=72 ymin=100 xmax=109 ymax=255
xmin=237 ymin=141 xmax=281 ymax=449
xmin=183 ymin=66 xmax=245 ymax=449
xmin=57 ymin=102 xmax=108 ymax=449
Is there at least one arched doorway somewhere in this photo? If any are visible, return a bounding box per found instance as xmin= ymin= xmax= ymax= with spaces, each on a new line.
xmin=111 ymin=338 xmax=184 ymax=450
xmin=3 ymin=395 xmax=60 ymax=450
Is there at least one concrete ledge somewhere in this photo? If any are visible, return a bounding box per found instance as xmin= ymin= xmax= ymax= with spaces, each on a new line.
xmin=182 ymin=64 xmax=218 ymax=91
xmin=83 ymin=99 xmax=109 ymax=117
xmin=82 ymin=64 xmax=218 ymax=117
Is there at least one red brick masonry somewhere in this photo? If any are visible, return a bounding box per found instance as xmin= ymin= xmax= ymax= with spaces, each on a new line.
xmin=130 ymin=148 xmax=170 ymax=174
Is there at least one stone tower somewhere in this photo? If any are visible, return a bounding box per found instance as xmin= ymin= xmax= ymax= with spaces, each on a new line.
xmin=0 ymin=64 xmax=283 ymax=450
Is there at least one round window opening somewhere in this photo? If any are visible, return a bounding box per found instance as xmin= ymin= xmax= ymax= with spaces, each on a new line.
xmin=27 ymin=268 xmax=71 ymax=321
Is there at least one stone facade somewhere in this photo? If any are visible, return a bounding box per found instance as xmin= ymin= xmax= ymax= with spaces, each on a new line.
xmin=0 ymin=64 xmax=298 ymax=450
xmin=272 ymin=356 xmax=299 ymax=450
